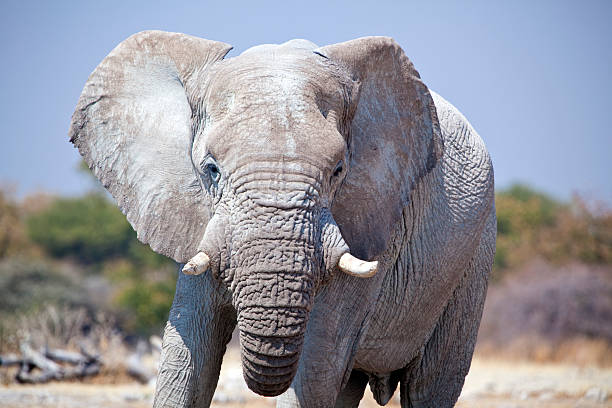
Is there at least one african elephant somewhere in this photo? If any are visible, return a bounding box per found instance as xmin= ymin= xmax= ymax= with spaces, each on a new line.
xmin=69 ymin=31 xmax=495 ymax=407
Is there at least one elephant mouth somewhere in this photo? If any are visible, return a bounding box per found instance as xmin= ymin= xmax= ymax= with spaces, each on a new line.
xmin=238 ymin=307 xmax=307 ymax=396
xmin=239 ymin=331 xmax=303 ymax=396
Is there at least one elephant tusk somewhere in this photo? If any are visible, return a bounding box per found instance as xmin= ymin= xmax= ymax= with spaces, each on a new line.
xmin=182 ymin=252 xmax=210 ymax=275
xmin=338 ymin=253 xmax=378 ymax=278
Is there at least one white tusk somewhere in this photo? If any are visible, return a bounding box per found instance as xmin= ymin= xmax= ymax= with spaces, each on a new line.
xmin=338 ymin=253 xmax=378 ymax=278
xmin=182 ymin=252 xmax=210 ymax=275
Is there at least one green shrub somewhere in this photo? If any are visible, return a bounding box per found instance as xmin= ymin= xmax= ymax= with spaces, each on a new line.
xmin=26 ymin=193 xmax=134 ymax=264
xmin=116 ymin=277 xmax=176 ymax=334
xmin=25 ymin=193 xmax=172 ymax=269
xmin=493 ymin=183 xmax=611 ymax=280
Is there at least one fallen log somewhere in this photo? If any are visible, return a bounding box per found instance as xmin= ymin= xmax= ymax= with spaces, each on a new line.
xmin=16 ymin=366 xmax=58 ymax=384
xmin=20 ymin=343 xmax=62 ymax=374
xmin=12 ymin=342 xmax=102 ymax=384
xmin=44 ymin=347 xmax=89 ymax=365
xmin=0 ymin=353 xmax=22 ymax=367
xmin=16 ymin=361 xmax=102 ymax=383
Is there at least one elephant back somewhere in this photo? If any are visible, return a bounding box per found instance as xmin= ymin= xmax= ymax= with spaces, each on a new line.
xmin=431 ymin=90 xmax=494 ymax=242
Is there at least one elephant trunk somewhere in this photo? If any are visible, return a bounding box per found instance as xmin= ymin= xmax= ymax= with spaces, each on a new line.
xmin=230 ymin=202 xmax=318 ymax=396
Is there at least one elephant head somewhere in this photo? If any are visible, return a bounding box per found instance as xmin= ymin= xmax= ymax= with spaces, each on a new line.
xmin=69 ymin=31 xmax=442 ymax=396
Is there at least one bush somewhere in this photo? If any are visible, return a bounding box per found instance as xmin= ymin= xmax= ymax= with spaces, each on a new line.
xmin=0 ymin=259 xmax=86 ymax=315
xmin=25 ymin=192 xmax=173 ymax=269
xmin=496 ymin=184 xmax=559 ymax=235
xmin=26 ymin=193 xmax=134 ymax=264
xmin=0 ymin=259 xmax=92 ymax=353
xmin=493 ymin=183 xmax=611 ymax=280
xmin=19 ymin=190 xmax=177 ymax=335
xmin=116 ymin=278 xmax=176 ymax=334
xmin=0 ymin=190 xmax=29 ymax=259
xmin=477 ymin=261 xmax=612 ymax=366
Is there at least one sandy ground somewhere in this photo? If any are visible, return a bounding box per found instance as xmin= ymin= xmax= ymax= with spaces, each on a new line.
xmin=1 ymin=351 xmax=610 ymax=407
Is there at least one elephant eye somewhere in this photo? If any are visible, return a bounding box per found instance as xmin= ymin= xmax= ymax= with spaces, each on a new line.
xmin=332 ymin=161 xmax=344 ymax=178
xmin=206 ymin=163 xmax=221 ymax=183
xmin=201 ymin=156 xmax=221 ymax=188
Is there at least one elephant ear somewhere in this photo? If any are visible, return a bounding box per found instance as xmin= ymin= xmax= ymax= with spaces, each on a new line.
xmin=69 ymin=31 xmax=232 ymax=263
xmin=316 ymin=37 xmax=443 ymax=260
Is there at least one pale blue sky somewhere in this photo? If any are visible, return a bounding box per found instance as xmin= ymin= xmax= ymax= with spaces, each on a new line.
xmin=1 ymin=1 xmax=610 ymax=202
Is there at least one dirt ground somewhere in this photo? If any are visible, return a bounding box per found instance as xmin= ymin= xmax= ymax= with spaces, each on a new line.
xmin=1 ymin=350 xmax=610 ymax=407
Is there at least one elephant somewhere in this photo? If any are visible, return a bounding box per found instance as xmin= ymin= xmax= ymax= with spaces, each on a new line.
xmin=69 ymin=31 xmax=495 ymax=407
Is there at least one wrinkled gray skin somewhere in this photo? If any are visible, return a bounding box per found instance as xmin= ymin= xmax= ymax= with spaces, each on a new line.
xmin=69 ymin=31 xmax=495 ymax=407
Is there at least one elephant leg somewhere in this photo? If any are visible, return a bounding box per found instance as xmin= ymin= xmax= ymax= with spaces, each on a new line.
xmin=400 ymin=211 xmax=495 ymax=408
xmin=277 ymin=273 xmax=383 ymax=408
xmin=153 ymin=268 xmax=236 ymax=408
xmin=334 ymin=370 xmax=369 ymax=408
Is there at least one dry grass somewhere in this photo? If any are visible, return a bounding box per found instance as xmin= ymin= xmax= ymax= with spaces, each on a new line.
xmin=0 ymin=305 xmax=134 ymax=384
xmin=476 ymin=336 xmax=612 ymax=367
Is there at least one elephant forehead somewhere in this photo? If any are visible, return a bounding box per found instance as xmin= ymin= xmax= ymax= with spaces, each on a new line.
xmin=227 ymin=71 xmax=313 ymax=125
xmin=197 ymin=57 xmax=347 ymax=170
xmin=205 ymin=50 xmax=347 ymax=116
xmin=201 ymin=103 xmax=344 ymax=171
